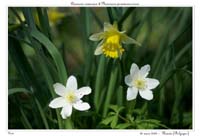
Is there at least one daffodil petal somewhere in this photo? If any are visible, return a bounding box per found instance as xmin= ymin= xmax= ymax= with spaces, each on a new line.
xmin=146 ymin=78 xmax=159 ymax=89
xmin=89 ymin=32 xmax=104 ymax=41
xmin=73 ymin=100 xmax=90 ymax=111
xmin=126 ymin=87 xmax=138 ymax=101
xmin=125 ymin=75 xmax=133 ymax=86
xmin=139 ymin=64 xmax=150 ymax=77
xmin=139 ymin=89 xmax=153 ymax=100
xmin=49 ymin=97 xmax=67 ymax=108
xmin=53 ymin=83 xmax=68 ymax=96
xmin=130 ymin=63 xmax=139 ymax=76
xmin=75 ymin=87 xmax=91 ymax=99
xmin=66 ymin=75 xmax=77 ymax=90
xmin=61 ymin=104 xmax=72 ymax=119
xmin=121 ymin=34 xmax=141 ymax=46
xmin=94 ymin=45 xmax=103 ymax=55
xmin=112 ymin=21 xmax=118 ymax=30
xmin=104 ymin=22 xmax=114 ymax=32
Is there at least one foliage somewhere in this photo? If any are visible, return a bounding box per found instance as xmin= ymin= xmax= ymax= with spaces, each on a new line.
xmin=8 ymin=7 xmax=192 ymax=129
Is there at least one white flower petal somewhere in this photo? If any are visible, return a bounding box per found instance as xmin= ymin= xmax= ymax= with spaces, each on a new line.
xmin=121 ymin=34 xmax=141 ymax=46
xmin=49 ymin=97 xmax=66 ymax=108
xmin=73 ymin=100 xmax=90 ymax=111
xmin=104 ymin=22 xmax=113 ymax=32
xmin=75 ymin=87 xmax=91 ymax=99
xmin=53 ymin=83 xmax=67 ymax=96
xmin=66 ymin=75 xmax=77 ymax=91
xmin=139 ymin=89 xmax=153 ymax=100
xmin=89 ymin=32 xmax=104 ymax=41
xmin=60 ymin=104 xmax=72 ymax=119
xmin=130 ymin=63 xmax=139 ymax=76
xmin=139 ymin=64 xmax=150 ymax=77
xmin=146 ymin=78 xmax=159 ymax=89
xmin=125 ymin=75 xmax=133 ymax=86
xmin=94 ymin=45 xmax=103 ymax=55
xmin=126 ymin=87 xmax=138 ymax=101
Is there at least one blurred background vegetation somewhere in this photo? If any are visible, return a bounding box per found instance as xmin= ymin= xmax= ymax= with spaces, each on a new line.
xmin=8 ymin=7 xmax=192 ymax=129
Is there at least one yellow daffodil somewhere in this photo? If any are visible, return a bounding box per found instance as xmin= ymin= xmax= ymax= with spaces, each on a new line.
xmin=34 ymin=8 xmax=65 ymax=27
xmin=47 ymin=8 xmax=65 ymax=26
xmin=89 ymin=22 xmax=141 ymax=59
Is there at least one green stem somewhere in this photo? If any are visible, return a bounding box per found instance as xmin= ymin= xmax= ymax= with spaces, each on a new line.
xmin=127 ymin=99 xmax=136 ymax=115
xmin=118 ymin=114 xmax=129 ymax=123
xmin=94 ymin=56 xmax=106 ymax=113
xmin=103 ymin=62 xmax=119 ymax=117
xmin=117 ymin=86 xmax=123 ymax=106
xmin=65 ymin=117 xmax=73 ymax=129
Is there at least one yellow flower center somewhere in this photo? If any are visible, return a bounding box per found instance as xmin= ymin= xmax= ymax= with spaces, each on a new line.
xmin=134 ymin=79 xmax=146 ymax=90
xmin=65 ymin=91 xmax=76 ymax=103
xmin=102 ymin=34 xmax=124 ymax=58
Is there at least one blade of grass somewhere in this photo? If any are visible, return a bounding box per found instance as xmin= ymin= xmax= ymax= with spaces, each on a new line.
xmin=29 ymin=37 xmax=63 ymax=129
xmin=34 ymin=97 xmax=49 ymax=129
xmin=30 ymin=29 xmax=68 ymax=84
xmin=107 ymin=7 xmax=114 ymax=24
xmin=90 ymin=9 xmax=103 ymax=28
xmin=80 ymin=7 xmax=94 ymax=84
xmin=36 ymin=8 xmax=51 ymax=38
xmin=175 ymin=41 xmax=192 ymax=62
xmin=22 ymin=8 xmax=64 ymax=128
xmin=22 ymin=8 xmax=36 ymax=30
xmin=118 ymin=7 xmax=136 ymax=30
xmin=8 ymin=88 xmax=31 ymax=96
xmin=152 ymin=9 xmax=183 ymax=71
xmin=19 ymin=107 xmax=32 ymax=129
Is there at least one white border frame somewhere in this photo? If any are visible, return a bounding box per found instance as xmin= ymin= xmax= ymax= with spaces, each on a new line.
xmin=1 ymin=0 xmax=200 ymax=136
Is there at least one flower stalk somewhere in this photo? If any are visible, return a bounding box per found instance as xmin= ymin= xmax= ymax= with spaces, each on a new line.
xmin=103 ymin=61 xmax=119 ymax=117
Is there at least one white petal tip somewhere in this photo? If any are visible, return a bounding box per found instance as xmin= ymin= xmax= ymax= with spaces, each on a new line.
xmin=126 ymin=97 xmax=136 ymax=101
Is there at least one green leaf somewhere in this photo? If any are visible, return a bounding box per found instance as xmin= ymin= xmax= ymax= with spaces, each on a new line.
xmin=115 ymin=123 xmax=132 ymax=129
xmin=8 ymin=24 xmax=22 ymax=32
xmin=126 ymin=114 xmax=135 ymax=123
xmin=30 ymin=29 xmax=67 ymax=84
xmin=8 ymin=88 xmax=31 ymax=96
xmin=34 ymin=98 xmax=49 ymax=129
xmin=107 ymin=7 xmax=114 ymax=24
xmin=136 ymin=119 xmax=169 ymax=129
xmin=101 ymin=116 xmax=114 ymax=125
xmin=109 ymin=105 xmax=125 ymax=113
xmin=20 ymin=107 xmax=32 ymax=129
xmin=118 ymin=8 xmax=136 ymax=29
xmin=111 ymin=115 xmax=118 ymax=128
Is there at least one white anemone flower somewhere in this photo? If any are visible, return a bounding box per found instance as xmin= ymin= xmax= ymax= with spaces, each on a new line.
xmin=125 ymin=63 xmax=159 ymax=101
xmin=49 ymin=75 xmax=91 ymax=119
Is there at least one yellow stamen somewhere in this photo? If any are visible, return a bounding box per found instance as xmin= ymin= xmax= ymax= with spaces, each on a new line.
xmin=102 ymin=34 xmax=124 ymax=58
xmin=65 ymin=91 xmax=76 ymax=103
xmin=134 ymin=79 xmax=146 ymax=90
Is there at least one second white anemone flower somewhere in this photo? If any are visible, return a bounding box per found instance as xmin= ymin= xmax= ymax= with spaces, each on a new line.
xmin=89 ymin=22 xmax=141 ymax=59
xmin=49 ymin=75 xmax=91 ymax=119
xmin=125 ymin=63 xmax=159 ymax=101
